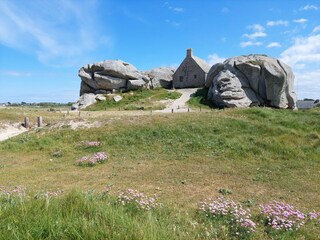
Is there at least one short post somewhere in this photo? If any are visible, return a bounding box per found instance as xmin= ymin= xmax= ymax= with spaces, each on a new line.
xmin=188 ymin=108 xmax=190 ymax=112
xmin=67 ymin=110 xmax=69 ymax=116
xmin=200 ymin=106 xmax=202 ymax=112
xmin=37 ymin=116 xmax=43 ymax=127
xmin=24 ymin=117 xmax=29 ymax=128
xmin=171 ymin=109 xmax=174 ymax=113
xmin=78 ymin=111 xmax=81 ymax=117
xmin=178 ymin=105 xmax=180 ymax=109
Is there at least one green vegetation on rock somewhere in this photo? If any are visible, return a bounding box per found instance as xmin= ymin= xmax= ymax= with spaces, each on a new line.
xmin=86 ymin=88 xmax=182 ymax=111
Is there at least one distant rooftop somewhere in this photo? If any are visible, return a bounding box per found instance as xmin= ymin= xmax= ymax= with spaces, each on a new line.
xmin=296 ymin=99 xmax=319 ymax=109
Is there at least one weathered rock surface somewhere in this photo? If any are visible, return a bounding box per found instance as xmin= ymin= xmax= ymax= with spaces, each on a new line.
xmin=78 ymin=60 xmax=150 ymax=95
xmin=72 ymin=93 xmax=107 ymax=110
xmin=72 ymin=93 xmax=97 ymax=110
xmin=143 ymin=67 xmax=175 ymax=89
xmin=206 ymin=55 xmax=297 ymax=109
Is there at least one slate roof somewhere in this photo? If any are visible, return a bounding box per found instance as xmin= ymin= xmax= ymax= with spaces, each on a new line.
xmin=296 ymin=100 xmax=319 ymax=109
xmin=192 ymin=56 xmax=211 ymax=73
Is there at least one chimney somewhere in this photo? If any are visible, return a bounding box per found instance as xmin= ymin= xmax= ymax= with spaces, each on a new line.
xmin=187 ymin=48 xmax=193 ymax=58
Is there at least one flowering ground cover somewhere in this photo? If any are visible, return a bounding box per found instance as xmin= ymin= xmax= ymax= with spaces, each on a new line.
xmin=0 ymin=107 xmax=319 ymax=239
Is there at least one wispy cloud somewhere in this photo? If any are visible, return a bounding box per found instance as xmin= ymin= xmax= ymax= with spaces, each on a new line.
xmin=165 ymin=2 xmax=184 ymax=13
xmin=0 ymin=70 xmax=32 ymax=77
xmin=293 ymin=18 xmax=308 ymax=24
xmin=313 ymin=26 xmax=320 ymax=33
xmin=280 ymin=32 xmax=320 ymax=99
xmin=280 ymin=34 xmax=320 ymax=67
xmin=169 ymin=7 xmax=184 ymax=13
xmin=0 ymin=1 xmax=112 ymax=67
xmin=207 ymin=53 xmax=225 ymax=65
xmin=267 ymin=20 xmax=289 ymax=27
xmin=243 ymin=24 xmax=267 ymax=40
xmin=300 ymin=5 xmax=319 ymax=11
xmin=266 ymin=42 xmax=281 ymax=48
xmin=165 ymin=19 xmax=181 ymax=27
xmin=240 ymin=41 xmax=262 ymax=48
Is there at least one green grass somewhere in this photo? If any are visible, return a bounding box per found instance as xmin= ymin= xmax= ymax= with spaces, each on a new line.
xmin=0 ymin=107 xmax=320 ymax=239
xmin=187 ymin=88 xmax=215 ymax=109
xmin=85 ymin=88 xmax=182 ymax=111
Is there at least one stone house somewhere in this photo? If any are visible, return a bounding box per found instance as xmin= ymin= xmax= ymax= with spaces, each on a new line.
xmin=296 ymin=99 xmax=319 ymax=109
xmin=173 ymin=49 xmax=210 ymax=88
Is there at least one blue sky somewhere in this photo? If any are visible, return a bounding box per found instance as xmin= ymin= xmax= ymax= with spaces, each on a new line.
xmin=0 ymin=0 xmax=320 ymax=103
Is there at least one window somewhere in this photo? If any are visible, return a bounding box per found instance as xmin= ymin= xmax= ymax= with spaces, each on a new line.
xmin=194 ymin=75 xmax=197 ymax=79
xmin=179 ymin=76 xmax=183 ymax=82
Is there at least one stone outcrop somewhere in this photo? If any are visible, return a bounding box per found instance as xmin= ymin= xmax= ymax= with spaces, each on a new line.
xmin=78 ymin=60 xmax=150 ymax=95
xmin=143 ymin=67 xmax=175 ymax=89
xmin=206 ymin=55 xmax=297 ymax=109
xmin=72 ymin=93 xmax=106 ymax=110
xmin=75 ymin=60 xmax=175 ymax=109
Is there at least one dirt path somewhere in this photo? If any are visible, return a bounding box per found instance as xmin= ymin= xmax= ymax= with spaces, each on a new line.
xmin=0 ymin=89 xmax=200 ymax=141
xmin=155 ymin=88 xmax=199 ymax=113
xmin=0 ymin=123 xmax=27 ymax=142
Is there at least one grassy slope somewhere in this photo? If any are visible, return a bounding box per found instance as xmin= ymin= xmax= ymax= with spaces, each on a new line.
xmin=85 ymin=88 xmax=182 ymax=111
xmin=0 ymin=107 xmax=319 ymax=239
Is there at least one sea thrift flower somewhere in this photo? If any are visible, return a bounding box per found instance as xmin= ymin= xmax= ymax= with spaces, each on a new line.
xmin=76 ymin=152 xmax=108 ymax=166
xmin=117 ymin=189 xmax=160 ymax=210
xmin=199 ymin=197 xmax=256 ymax=233
xmin=260 ymin=201 xmax=306 ymax=230
xmin=308 ymin=210 xmax=320 ymax=223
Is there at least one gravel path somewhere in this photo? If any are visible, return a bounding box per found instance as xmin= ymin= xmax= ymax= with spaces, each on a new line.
xmin=155 ymin=88 xmax=199 ymax=113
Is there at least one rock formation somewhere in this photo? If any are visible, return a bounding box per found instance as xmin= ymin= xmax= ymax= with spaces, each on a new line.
xmin=78 ymin=60 xmax=175 ymax=96
xmin=143 ymin=67 xmax=175 ymax=89
xmin=74 ymin=60 xmax=175 ymax=109
xmin=78 ymin=60 xmax=150 ymax=95
xmin=206 ymin=55 xmax=297 ymax=109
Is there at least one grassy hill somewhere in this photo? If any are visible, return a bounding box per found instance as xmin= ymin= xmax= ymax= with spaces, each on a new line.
xmin=0 ymin=107 xmax=319 ymax=239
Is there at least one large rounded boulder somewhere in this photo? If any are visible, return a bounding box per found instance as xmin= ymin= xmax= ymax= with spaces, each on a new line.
xmin=206 ymin=55 xmax=297 ymax=109
xmin=79 ymin=60 xmax=150 ymax=95
xmin=143 ymin=67 xmax=175 ymax=89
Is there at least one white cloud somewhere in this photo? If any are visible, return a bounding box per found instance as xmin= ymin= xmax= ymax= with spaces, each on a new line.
xmin=168 ymin=6 xmax=184 ymax=13
xmin=300 ymin=5 xmax=319 ymax=11
xmin=266 ymin=42 xmax=281 ymax=48
xmin=313 ymin=26 xmax=320 ymax=33
xmin=0 ymin=1 xmax=112 ymax=67
xmin=165 ymin=19 xmax=181 ymax=27
xmin=280 ymin=33 xmax=320 ymax=99
xmin=280 ymin=34 xmax=320 ymax=67
xmin=240 ymin=41 xmax=262 ymax=48
xmin=293 ymin=18 xmax=308 ymax=24
xmin=207 ymin=54 xmax=225 ymax=65
xmin=243 ymin=24 xmax=267 ymax=40
xmin=267 ymin=20 xmax=289 ymax=27
xmin=0 ymin=70 xmax=32 ymax=77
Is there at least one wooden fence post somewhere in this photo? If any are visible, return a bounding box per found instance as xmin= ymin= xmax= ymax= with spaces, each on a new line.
xmin=24 ymin=117 xmax=29 ymax=128
xmin=37 ymin=116 xmax=43 ymax=127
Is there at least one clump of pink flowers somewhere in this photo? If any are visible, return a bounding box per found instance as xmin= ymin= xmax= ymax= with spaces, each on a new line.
xmin=260 ymin=201 xmax=306 ymax=231
xmin=199 ymin=197 xmax=256 ymax=234
xmin=308 ymin=210 xmax=320 ymax=224
xmin=117 ymin=189 xmax=161 ymax=210
xmin=0 ymin=186 xmax=24 ymax=197
xmin=76 ymin=152 xmax=108 ymax=166
xmin=34 ymin=189 xmax=64 ymax=199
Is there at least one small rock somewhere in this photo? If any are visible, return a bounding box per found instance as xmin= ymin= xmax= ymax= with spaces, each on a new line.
xmin=113 ymin=95 xmax=123 ymax=102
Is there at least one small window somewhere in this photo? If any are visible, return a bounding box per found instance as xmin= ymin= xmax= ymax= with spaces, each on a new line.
xmin=194 ymin=75 xmax=197 ymax=79
xmin=179 ymin=76 xmax=183 ymax=82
